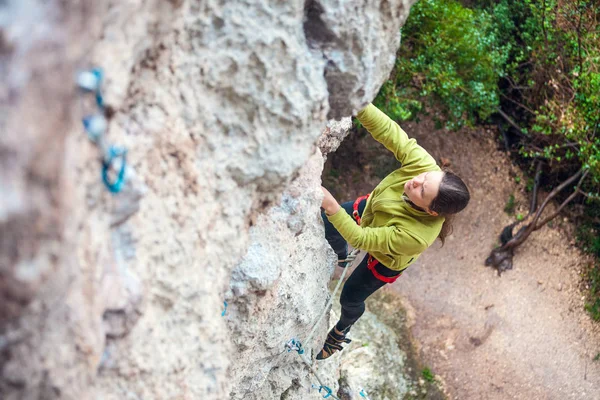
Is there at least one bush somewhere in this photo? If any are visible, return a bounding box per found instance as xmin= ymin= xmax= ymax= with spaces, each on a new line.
xmin=376 ymin=0 xmax=600 ymax=320
xmin=374 ymin=0 xmax=508 ymax=128
xmin=491 ymin=0 xmax=600 ymax=191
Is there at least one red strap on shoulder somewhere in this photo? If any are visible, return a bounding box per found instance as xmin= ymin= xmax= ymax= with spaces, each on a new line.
xmin=367 ymin=255 xmax=401 ymax=284
xmin=352 ymin=194 xmax=370 ymax=225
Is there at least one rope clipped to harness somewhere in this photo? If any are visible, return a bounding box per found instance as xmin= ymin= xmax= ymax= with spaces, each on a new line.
xmin=77 ymin=67 xmax=127 ymax=193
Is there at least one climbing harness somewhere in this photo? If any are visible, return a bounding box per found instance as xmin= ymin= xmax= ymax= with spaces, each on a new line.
xmin=366 ymin=255 xmax=401 ymax=284
xmin=351 ymin=194 xmax=370 ymax=225
xmin=76 ymin=67 xmax=127 ymax=193
xmin=352 ymin=194 xmax=402 ymax=284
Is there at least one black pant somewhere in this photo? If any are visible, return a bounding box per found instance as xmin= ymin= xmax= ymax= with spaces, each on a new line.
xmin=322 ymin=200 xmax=401 ymax=331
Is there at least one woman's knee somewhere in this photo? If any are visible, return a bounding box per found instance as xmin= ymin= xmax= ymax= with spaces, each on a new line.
xmin=340 ymin=284 xmax=361 ymax=306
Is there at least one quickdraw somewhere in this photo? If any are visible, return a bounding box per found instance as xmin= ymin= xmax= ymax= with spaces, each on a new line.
xmin=77 ymin=67 xmax=127 ymax=193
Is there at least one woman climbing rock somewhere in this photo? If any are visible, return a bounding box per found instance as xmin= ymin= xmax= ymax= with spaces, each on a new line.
xmin=318 ymin=103 xmax=470 ymax=360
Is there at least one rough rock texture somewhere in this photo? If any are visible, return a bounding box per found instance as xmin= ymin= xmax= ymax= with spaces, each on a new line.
xmin=227 ymin=150 xmax=341 ymax=400
xmin=337 ymin=308 xmax=410 ymax=399
xmin=0 ymin=0 xmax=415 ymax=398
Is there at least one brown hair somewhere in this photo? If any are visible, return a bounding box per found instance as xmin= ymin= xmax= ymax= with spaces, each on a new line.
xmin=430 ymin=171 xmax=470 ymax=245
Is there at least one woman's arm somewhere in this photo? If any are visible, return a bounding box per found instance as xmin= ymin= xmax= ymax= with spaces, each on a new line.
xmin=357 ymin=103 xmax=437 ymax=169
xmin=326 ymin=206 xmax=426 ymax=256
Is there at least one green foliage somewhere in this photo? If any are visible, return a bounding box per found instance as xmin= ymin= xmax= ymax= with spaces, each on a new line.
xmin=374 ymin=0 xmax=508 ymax=128
xmin=488 ymin=0 xmax=600 ymax=193
xmin=526 ymin=177 xmax=534 ymax=192
xmin=585 ymin=264 xmax=600 ymax=321
xmin=489 ymin=0 xmax=600 ymax=321
xmin=421 ymin=367 xmax=435 ymax=382
xmin=516 ymin=213 xmax=524 ymax=221
xmin=504 ymin=194 xmax=516 ymax=215
xmin=373 ymin=0 xmax=600 ymax=320
xmin=577 ymin=223 xmax=600 ymax=258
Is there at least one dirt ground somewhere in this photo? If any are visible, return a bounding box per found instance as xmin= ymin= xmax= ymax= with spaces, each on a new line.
xmin=323 ymin=117 xmax=600 ymax=400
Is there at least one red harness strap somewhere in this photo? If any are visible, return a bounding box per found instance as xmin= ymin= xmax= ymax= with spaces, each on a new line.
xmin=367 ymin=255 xmax=401 ymax=284
xmin=352 ymin=194 xmax=370 ymax=225
xmin=351 ymin=193 xmax=402 ymax=284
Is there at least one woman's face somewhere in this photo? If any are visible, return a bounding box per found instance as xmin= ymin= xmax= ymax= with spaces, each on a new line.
xmin=404 ymin=171 xmax=444 ymax=214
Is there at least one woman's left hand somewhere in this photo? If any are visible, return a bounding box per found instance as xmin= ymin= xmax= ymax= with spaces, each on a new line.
xmin=321 ymin=186 xmax=341 ymax=215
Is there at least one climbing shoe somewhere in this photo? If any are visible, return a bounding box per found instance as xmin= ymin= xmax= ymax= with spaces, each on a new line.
xmin=316 ymin=326 xmax=351 ymax=360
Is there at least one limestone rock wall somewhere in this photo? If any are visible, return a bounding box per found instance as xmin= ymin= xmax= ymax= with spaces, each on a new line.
xmin=0 ymin=0 xmax=415 ymax=399
xmin=226 ymin=119 xmax=351 ymax=400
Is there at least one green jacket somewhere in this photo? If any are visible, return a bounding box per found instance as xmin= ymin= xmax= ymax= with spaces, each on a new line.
xmin=327 ymin=103 xmax=444 ymax=271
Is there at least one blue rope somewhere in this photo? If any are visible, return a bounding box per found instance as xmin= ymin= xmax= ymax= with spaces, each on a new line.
xmin=102 ymin=146 xmax=127 ymax=193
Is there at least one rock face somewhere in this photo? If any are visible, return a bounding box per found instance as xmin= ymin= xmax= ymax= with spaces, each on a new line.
xmin=335 ymin=299 xmax=410 ymax=400
xmin=0 ymin=0 xmax=415 ymax=399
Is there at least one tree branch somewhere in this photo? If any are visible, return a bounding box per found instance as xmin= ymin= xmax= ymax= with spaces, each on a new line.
xmin=501 ymin=93 xmax=536 ymax=115
xmin=502 ymin=168 xmax=584 ymax=250
xmin=529 ymin=160 xmax=543 ymax=214
xmin=497 ymin=108 xmax=529 ymax=137
xmin=535 ymin=169 xmax=589 ymax=229
xmin=535 ymin=190 xmax=579 ymax=229
xmin=577 ymin=188 xmax=600 ymax=200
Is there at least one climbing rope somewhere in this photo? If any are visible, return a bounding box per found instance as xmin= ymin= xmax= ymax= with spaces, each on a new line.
xmin=76 ymin=67 xmax=127 ymax=193
xmin=284 ymin=339 xmax=340 ymax=399
xmin=336 ymin=250 xmax=358 ymax=267
xmin=229 ymin=248 xmax=369 ymax=399
xmin=304 ymin=248 xmax=358 ymax=347
xmin=284 ymin=248 xmax=363 ymax=399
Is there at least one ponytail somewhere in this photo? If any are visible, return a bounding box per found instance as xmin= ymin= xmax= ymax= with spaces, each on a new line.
xmin=438 ymin=215 xmax=454 ymax=246
xmin=430 ymin=170 xmax=470 ymax=246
